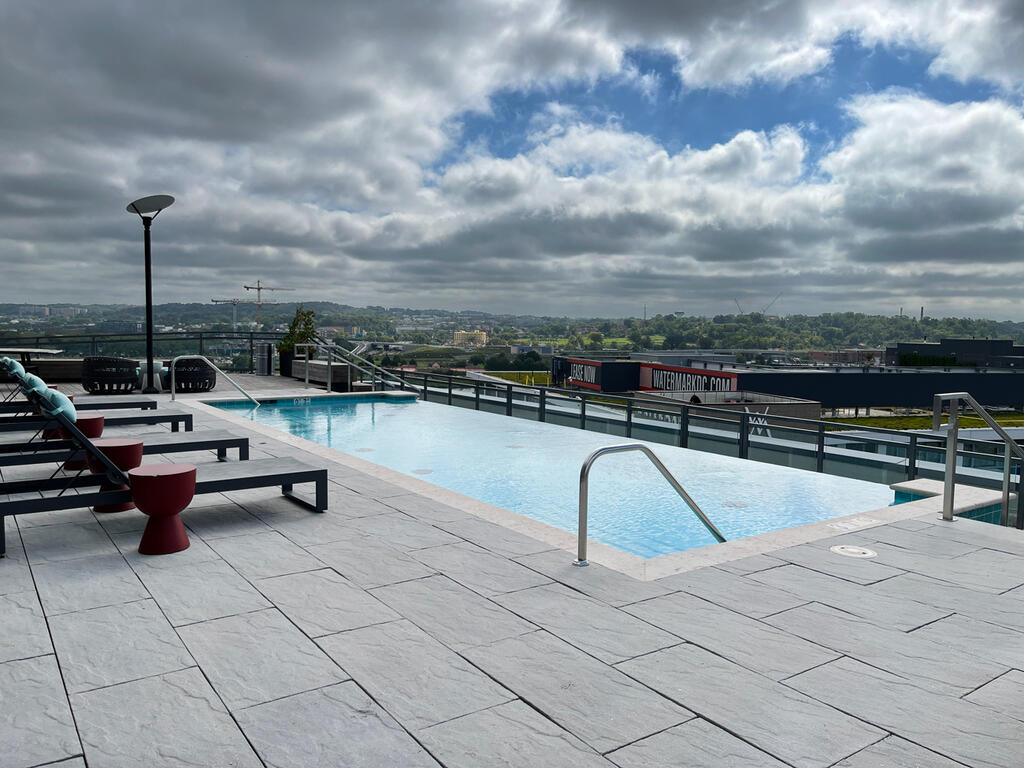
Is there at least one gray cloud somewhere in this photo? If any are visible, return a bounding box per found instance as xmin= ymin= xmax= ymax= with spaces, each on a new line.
xmin=2 ymin=1 xmax=1024 ymax=320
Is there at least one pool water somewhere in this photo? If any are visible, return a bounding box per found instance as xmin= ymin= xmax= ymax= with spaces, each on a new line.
xmin=214 ymin=396 xmax=894 ymax=558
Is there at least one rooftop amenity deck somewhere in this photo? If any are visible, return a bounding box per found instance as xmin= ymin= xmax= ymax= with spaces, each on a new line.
xmin=3 ymin=379 xmax=1023 ymax=767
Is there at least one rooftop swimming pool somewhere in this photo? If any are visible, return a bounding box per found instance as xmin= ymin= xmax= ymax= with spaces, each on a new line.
xmin=213 ymin=395 xmax=895 ymax=557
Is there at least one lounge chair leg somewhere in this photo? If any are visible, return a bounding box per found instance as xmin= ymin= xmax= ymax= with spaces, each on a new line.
xmin=0 ymin=520 xmax=5 ymax=557
xmin=217 ymin=447 xmax=226 ymax=461
xmin=315 ymin=478 xmax=327 ymax=512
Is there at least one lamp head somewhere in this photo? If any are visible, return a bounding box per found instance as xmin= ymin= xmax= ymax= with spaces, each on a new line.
xmin=127 ymin=194 xmax=175 ymax=221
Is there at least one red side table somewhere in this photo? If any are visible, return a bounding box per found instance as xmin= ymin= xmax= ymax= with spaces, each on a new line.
xmin=86 ymin=438 xmax=144 ymax=512
xmin=58 ymin=413 xmax=105 ymax=470
xmin=129 ymin=464 xmax=197 ymax=555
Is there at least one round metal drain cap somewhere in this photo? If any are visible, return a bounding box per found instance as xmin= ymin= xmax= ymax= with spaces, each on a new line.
xmin=830 ymin=545 xmax=877 ymax=559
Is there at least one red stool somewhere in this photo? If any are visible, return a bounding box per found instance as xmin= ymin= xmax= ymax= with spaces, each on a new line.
xmin=86 ymin=438 xmax=144 ymax=512
xmin=58 ymin=413 xmax=105 ymax=470
xmin=129 ymin=464 xmax=197 ymax=555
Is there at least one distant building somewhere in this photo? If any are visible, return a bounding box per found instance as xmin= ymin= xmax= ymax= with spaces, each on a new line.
xmin=18 ymin=305 xmax=48 ymax=317
xmin=884 ymin=338 xmax=1024 ymax=368
xmin=50 ymin=305 xmax=88 ymax=317
xmin=319 ymin=326 xmax=362 ymax=338
xmin=454 ymin=330 xmax=488 ymax=346
xmin=510 ymin=344 xmax=552 ymax=355
xmin=97 ymin=320 xmax=145 ymax=334
xmin=808 ymin=349 xmax=881 ymax=365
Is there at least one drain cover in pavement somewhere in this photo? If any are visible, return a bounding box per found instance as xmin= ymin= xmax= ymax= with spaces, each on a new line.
xmin=830 ymin=545 xmax=877 ymax=558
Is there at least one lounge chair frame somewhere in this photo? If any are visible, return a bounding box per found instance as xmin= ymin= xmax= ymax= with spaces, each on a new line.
xmin=0 ymin=388 xmax=326 ymax=556
xmin=0 ymin=429 xmax=249 ymax=467
xmin=0 ymin=411 xmax=193 ymax=433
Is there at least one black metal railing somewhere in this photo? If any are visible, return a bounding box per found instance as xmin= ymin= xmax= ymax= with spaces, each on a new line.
xmin=0 ymin=331 xmax=284 ymax=373
xmin=376 ymin=370 xmax=1021 ymax=524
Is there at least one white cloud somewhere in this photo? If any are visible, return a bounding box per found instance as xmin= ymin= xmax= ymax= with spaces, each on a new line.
xmin=1 ymin=0 xmax=1024 ymax=318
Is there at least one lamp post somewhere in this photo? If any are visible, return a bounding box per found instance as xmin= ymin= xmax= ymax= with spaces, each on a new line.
xmin=126 ymin=195 xmax=175 ymax=394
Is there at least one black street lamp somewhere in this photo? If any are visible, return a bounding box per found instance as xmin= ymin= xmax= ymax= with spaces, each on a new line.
xmin=126 ymin=194 xmax=175 ymax=394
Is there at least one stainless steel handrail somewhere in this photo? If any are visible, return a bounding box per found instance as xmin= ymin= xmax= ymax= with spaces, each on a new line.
xmin=294 ymin=341 xmax=415 ymax=393
xmin=168 ymin=355 xmax=260 ymax=408
xmin=932 ymin=392 xmax=1024 ymax=523
xmin=573 ymin=443 xmax=726 ymax=566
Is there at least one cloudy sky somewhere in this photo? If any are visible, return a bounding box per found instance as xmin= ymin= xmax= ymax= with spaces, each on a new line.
xmin=2 ymin=1 xmax=1024 ymax=319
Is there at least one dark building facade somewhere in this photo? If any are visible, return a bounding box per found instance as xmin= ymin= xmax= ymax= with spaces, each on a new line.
xmin=552 ymin=355 xmax=1024 ymax=409
xmin=884 ymin=338 xmax=1024 ymax=368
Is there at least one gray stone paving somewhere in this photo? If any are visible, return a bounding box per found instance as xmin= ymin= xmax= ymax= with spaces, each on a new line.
xmin=5 ymin=390 xmax=1024 ymax=766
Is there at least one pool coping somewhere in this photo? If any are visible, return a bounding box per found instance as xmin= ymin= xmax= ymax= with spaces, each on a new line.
xmin=186 ymin=394 xmax=1009 ymax=581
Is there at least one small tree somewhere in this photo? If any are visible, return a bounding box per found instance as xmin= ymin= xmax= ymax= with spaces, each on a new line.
xmin=277 ymin=306 xmax=317 ymax=355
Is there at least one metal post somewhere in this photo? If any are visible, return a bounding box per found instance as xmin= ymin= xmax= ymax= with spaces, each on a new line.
xmin=475 ymin=382 xmax=481 ymax=410
xmin=816 ymin=422 xmax=825 ymax=472
xmin=423 ymin=375 xmax=429 ymax=401
xmin=626 ymin=400 xmax=633 ymax=438
xmin=447 ymin=376 xmax=453 ymax=405
xmin=579 ymin=396 xmax=586 ymax=430
xmin=678 ymin=406 xmax=689 ymax=448
xmin=506 ymin=384 xmax=513 ymax=416
xmin=141 ymin=216 xmax=156 ymax=393
xmin=199 ymin=332 xmax=205 ymax=355
xmin=1016 ymin=463 xmax=1024 ymax=530
xmin=738 ymin=411 xmax=750 ymax=459
xmin=942 ymin=407 xmax=958 ymax=521
xmin=1001 ymin=442 xmax=1011 ymax=526
xmin=908 ymin=434 xmax=918 ymax=479
xmin=537 ymin=389 xmax=545 ymax=421
xmin=327 ymin=349 xmax=333 ymax=392
xmin=249 ymin=334 xmax=255 ymax=373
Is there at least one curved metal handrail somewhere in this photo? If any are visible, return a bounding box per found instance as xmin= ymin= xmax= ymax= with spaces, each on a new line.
xmin=574 ymin=443 xmax=726 ymax=566
xmin=932 ymin=392 xmax=1024 ymax=525
xmin=168 ymin=355 xmax=259 ymax=408
xmin=295 ymin=340 xmax=414 ymax=393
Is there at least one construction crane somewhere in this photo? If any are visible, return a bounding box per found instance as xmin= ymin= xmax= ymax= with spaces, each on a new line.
xmin=760 ymin=292 xmax=783 ymax=315
xmin=243 ymin=280 xmax=294 ymax=328
xmin=211 ymin=298 xmax=248 ymax=330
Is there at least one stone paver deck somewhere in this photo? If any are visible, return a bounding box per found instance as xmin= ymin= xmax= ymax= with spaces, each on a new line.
xmin=3 ymin=383 xmax=1024 ymax=766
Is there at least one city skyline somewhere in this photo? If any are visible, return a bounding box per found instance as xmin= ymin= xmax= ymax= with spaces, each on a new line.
xmin=2 ymin=1 xmax=1023 ymax=318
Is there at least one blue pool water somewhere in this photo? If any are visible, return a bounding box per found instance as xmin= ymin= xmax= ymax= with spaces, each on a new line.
xmin=214 ymin=396 xmax=894 ymax=557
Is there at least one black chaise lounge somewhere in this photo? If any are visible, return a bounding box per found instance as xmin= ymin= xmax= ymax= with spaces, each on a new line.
xmin=0 ymin=398 xmax=158 ymax=414
xmin=0 ymin=368 xmax=327 ymax=557
xmin=0 ymin=428 xmax=249 ymax=467
xmin=0 ymin=363 xmax=187 ymax=433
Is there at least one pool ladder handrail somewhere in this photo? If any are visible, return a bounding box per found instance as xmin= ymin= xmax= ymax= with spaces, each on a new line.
xmin=295 ymin=339 xmax=415 ymax=393
xmin=168 ymin=354 xmax=260 ymax=408
xmin=932 ymin=392 xmax=1024 ymax=525
xmin=574 ymin=443 xmax=726 ymax=567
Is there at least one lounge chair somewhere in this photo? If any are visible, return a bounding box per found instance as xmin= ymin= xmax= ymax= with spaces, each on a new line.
xmin=0 ymin=428 xmax=249 ymax=467
xmin=0 ymin=409 xmax=192 ymax=433
xmin=0 ymin=359 xmax=190 ymax=433
xmin=0 ymin=398 xmax=158 ymax=414
xmin=81 ymin=356 xmax=139 ymax=394
xmin=0 ymin=387 xmax=327 ymax=557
